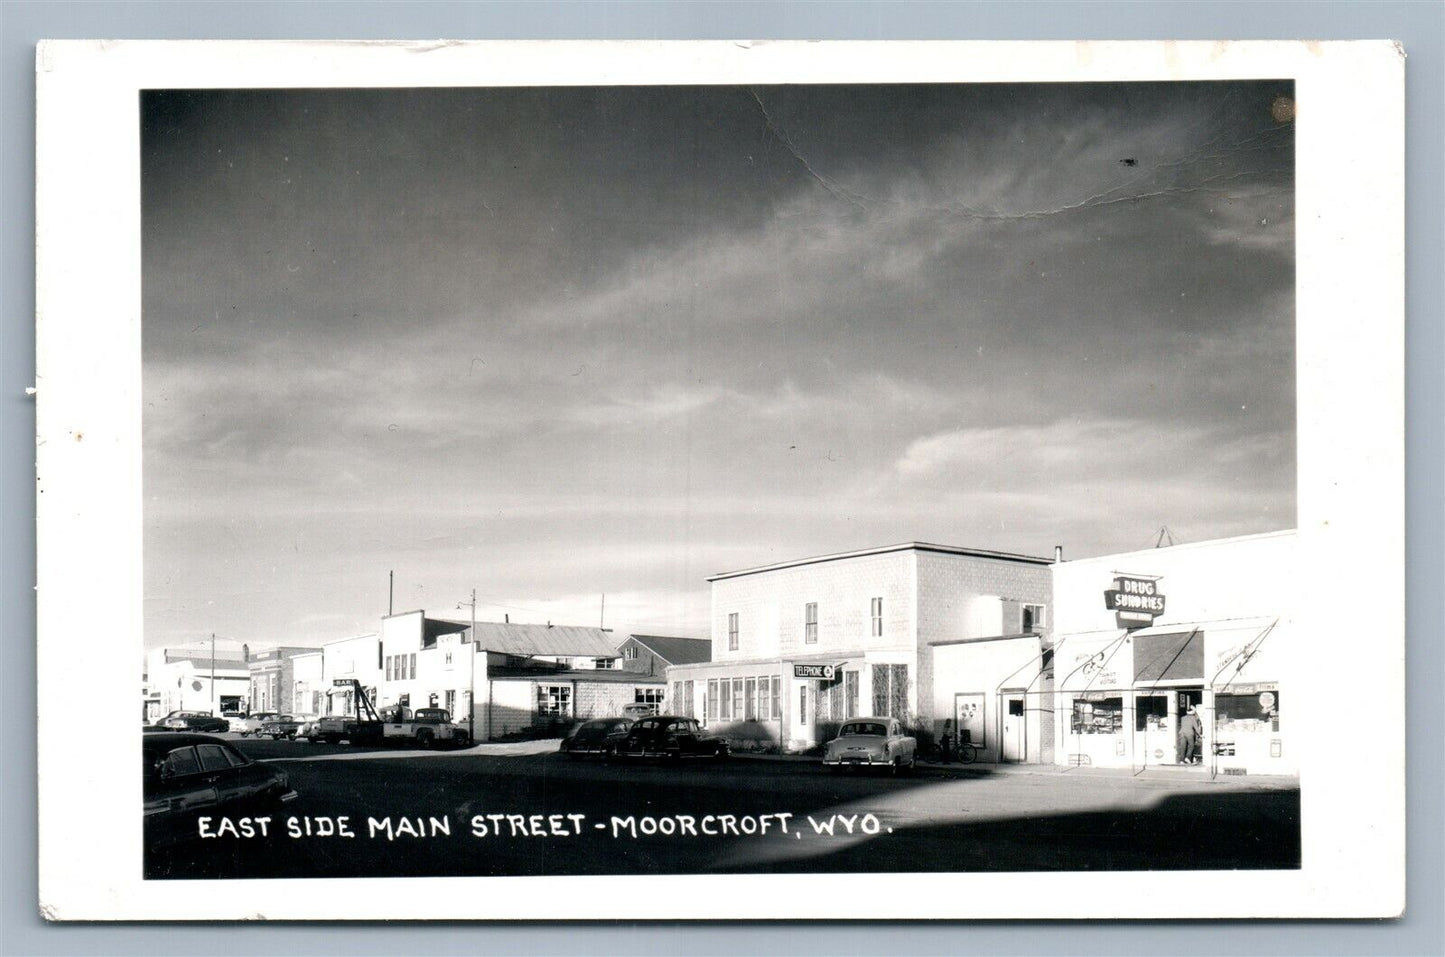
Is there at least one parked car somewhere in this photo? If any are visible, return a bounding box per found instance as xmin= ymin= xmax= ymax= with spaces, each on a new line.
xmin=142 ymin=732 xmax=297 ymax=847
xmin=159 ymin=710 xmax=230 ymax=733
xmin=821 ymin=717 xmax=917 ymax=774
xmin=621 ymin=702 xmax=660 ymax=719
xmin=559 ymin=717 xmax=633 ymax=758
xmin=611 ymin=716 xmax=728 ymax=762
xmin=235 ymin=712 xmax=278 ymax=737
xmin=260 ymin=714 xmax=305 ymax=739
xmin=295 ymin=715 xmax=320 ymax=740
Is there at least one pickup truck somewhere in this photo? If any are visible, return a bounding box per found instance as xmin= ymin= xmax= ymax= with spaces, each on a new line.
xmin=381 ymin=707 xmax=462 ymax=748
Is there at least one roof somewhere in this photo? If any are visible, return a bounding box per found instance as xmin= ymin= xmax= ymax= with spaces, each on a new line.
xmin=625 ymin=634 xmax=712 ymax=666
xmin=433 ymin=620 xmax=621 ymax=659
xmin=487 ymin=667 xmax=665 ymax=685
xmin=160 ymin=657 xmax=248 ymax=672
xmin=709 ymin=541 xmax=1053 ymax=581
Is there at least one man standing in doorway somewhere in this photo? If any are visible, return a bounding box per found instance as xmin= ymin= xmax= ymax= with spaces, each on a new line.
xmin=1179 ymin=705 xmax=1204 ymax=764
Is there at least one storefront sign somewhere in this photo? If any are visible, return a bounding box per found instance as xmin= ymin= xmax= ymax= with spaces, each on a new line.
xmin=1105 ymin=575 xmax=1166 ymax=629
xmin=793 ymin=663 xmax=836 ymax=680
xmin=332 ymin=678 xmax=357 ymax=687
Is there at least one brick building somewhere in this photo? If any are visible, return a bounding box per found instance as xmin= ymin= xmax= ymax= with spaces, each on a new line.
xmin=666 ymin=542 xmax=1053 ymax=753
xmin=248 ymin=645 xmax=323 ymax=714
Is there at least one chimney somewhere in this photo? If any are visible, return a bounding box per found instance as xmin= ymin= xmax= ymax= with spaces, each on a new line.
xmin=243 ymin=643 xmax=250 ymax=662
xmin=504 ymin=614 xmax=509 ymax=624
xmin=1054 ymin=545 xmax=1064 ymax=563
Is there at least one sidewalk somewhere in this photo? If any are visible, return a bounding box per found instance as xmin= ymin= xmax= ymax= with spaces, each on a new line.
xmin=728 ymin=749 xmax=1298 ymax=789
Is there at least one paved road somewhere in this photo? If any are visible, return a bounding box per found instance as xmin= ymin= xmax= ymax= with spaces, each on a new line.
xmin=145 ymin=735 xmax=1300 ymax=880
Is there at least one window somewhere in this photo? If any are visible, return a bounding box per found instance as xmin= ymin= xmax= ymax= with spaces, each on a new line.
xmin=385 ymin=656 xmax=393 ymax=681
xmin=1136 ymin=694 xmax=1168 ymax=732
xmin=798 ymin=685 xmax=808 ymax=725
xmin=728 ymin=613 xmax=739 ymax=651
xmin=845 ymin=670 xmax=859 ymax=718
xmin=871 ymin=664 xmax=909 ymax=719
xmin=1022 ymin=604 xmax=1047 ymax=632
xmin=444 ymin=651 xmax=453 ymax=667
xmin=624 ymin=645 xmax=637 ymax=660
xmin=444 ymin=690 xmax=456 ymax=714
xmin=163 ymin=747 xmax=201 ymax=777
xmin=744 ymin=677 xmax=757 ymax=720
xmin=537 ymin=685 xmax=572 ymax=719
xmin=871 ymin=597 xmax=883 ymax=637
xmin=596 ymin=658 xmax=616 ymax=670
xmin=197 ymin=745 xmax=231 ymax=772
xmin=719 ymin=679 xmax=731 ymax=720
xmin=770 ymin=676 xmax=781 ymax=719
xmin=804 ymin=603 xmax=818 ymax=644
xmin=707 ymin=679 xmax=719 ymax=721
xmin=1071 ymin=697 xmax=1124 ymax=734
xmin=732 ymin=678 xmax=744 ymax=721
xmin=409 ymin=653 xmax=416 ymax=679
xmin=635 ymin=688 xmax=664 ymax=706
xmin=1216 ymin=689 xmax=1281 ymax=734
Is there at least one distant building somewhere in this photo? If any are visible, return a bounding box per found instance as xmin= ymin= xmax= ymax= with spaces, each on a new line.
xmin=143 ymin=643 xmax=250 ymax=721
xmin=319 ymin=633 xmax=382 ymax=719
xmin=618 ymin=634 xmax=712 ymax=677
xmin=378 ymin=612 xmax=663 ymax=739
xmin=248 ymin=646 xmax=323 ymax=714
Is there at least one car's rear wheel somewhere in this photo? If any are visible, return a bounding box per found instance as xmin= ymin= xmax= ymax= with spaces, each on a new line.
xmin=416 ymin=728 xmax=435 ymax=749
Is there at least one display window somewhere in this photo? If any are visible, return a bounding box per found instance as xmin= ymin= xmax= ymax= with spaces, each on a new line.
xmin=1071 ymin=696 xmax=1124 ymax=735
xmin=1215 ymin=688 xmax=1280 ymax=734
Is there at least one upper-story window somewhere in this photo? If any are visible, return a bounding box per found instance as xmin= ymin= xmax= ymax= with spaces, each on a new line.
xmin=727 ymin=613 xmax=739 ymax=651
xmin=1022 ymin=604 xmax=1047 ymax=633
xmin=804 ymin=603 xmax=818 ymax=644
xmin=870 ymin=597 xmax=883 ymax=637
xmin=624 ymin=645 xmax=637 ymax=660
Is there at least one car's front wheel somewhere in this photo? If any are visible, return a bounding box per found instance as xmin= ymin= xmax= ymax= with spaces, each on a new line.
xmin=416 ymin=728 xmax=435 ymax=749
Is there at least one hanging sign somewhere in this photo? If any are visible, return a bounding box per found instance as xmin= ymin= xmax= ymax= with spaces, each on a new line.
xmin=793 ymin=663 xmax=837 ymax=680
xmin=1104 ymin=575 xmax=1166 ymax=629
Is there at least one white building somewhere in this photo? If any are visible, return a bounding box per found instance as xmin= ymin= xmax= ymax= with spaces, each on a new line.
xmin=667 ymin=542 xmax=1054 ymax=753
xmin=143 ymin=643 xmax=250 ymax=721
xmin=319 ymin=633 xmax=383 ymax=719
xmin=1050 ymin=530 xmax=1296 ymax=776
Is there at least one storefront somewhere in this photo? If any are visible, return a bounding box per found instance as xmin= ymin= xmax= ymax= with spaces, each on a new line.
xmin=1051 ymin=530 xmax=1294 ymax=777
xmin=930 ymin=634 xmax=1053 ymax=764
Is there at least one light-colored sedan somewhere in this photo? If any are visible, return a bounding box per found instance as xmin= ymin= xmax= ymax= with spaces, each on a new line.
xmin=821 ymin=717 xmax=917 ymax=774
xmin=235 ymin=712 xmax=278 ymax=737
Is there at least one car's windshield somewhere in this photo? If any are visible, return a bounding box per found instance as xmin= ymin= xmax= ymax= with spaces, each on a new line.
xmin=840 ymin=722 xmax=888 ymax=737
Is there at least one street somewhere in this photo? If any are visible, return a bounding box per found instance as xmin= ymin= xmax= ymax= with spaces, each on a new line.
xmin=145 ymin=735 xmax=1301 ymax=880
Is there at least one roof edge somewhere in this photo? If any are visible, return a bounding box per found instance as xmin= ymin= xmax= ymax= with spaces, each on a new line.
xmin=708 ymin=541 xmax=1052 ymax=582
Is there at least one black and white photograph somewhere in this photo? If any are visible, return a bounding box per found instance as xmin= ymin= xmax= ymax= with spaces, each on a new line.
xmin=34 ymin=39 xmax=1406 ymax=921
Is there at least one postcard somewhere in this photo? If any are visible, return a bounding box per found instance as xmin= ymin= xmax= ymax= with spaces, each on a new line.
xmin=35 ymin=39 xmax=1404 ymax=920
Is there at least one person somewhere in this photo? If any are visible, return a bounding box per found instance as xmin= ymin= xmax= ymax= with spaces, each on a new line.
xmin=1178 ymin=705 xmax=1204 ymax=764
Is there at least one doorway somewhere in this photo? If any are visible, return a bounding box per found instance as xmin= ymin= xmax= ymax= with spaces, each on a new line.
xmin=1000 ymin=693 xmax=1026 ymax=763
xmin=1174 ymin=687 xmax=1205 ymax=766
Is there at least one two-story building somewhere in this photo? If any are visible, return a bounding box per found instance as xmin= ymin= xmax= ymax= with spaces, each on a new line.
xmin=247 ymin=645 xmax=322 ymax=714
xmin=378 ymin=612 xmax=664 ymax=740
xmin=666 ymin=542 xmax=1054 ymax=754
xmin=143 ymin=641 xmax=250 ymax=721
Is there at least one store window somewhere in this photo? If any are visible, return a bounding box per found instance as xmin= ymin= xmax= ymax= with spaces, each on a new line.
xmin=1215 ymin=689 xmax=1281 ymax=734
xmin=1071 ymin=697 xmax=1124 ymax=734
xmin=728 ymin=613 xmax=739 ymax=651
xmin=719 ymin=679 xmax=731 ymax=721
xmin=770 ymin=676 xmax=781 ymax=719
xmin=744 ymin=677 xmax=757 ymax=720
xmin=798 ymin=685 xmax=808 ymax=725
xmin=871 ymin=664 xmax=909 ymax=719
xmin=871 ymin=597 xmax=883 ymax=637
xmin=845 ymin=670 xmax=859 ymax=718
xmin=707 ymin=679 xmax=719 ymax=721
xmin=1135 ymin=694 xmax=1168 ymax=732
xmin=732 ymin=678 xmax=744 ymax=720
xmin=537 ymin=685 xmax=572 ymax=720
xmin=445 ymin=690 xmax=456 ymax=714
xmin=804 ymin=603 xmax=818 ymax=644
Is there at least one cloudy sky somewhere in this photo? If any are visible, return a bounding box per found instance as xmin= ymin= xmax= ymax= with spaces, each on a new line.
xmin=142 ymin=81 xmax=1295 ymax=650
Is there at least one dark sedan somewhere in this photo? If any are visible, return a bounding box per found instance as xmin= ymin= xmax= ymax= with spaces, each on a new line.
xmin=159 ymin=710 xmax=230 ymax=733
xmin=259 ymin=714 xmax=303 ymax=739
xmin=558 ymin=717 xmax=633 ymax=757
xmin=143 ymin=732 xmax=297 ymax=847
xmin=611 ymin=716 xmax=729 ymax=762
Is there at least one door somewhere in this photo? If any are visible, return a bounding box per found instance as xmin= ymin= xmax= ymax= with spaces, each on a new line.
xmin=1001 ymin=694 xmax=1026 ymax=762
xmin=1175 ymin=688 xmax=1205 ymax=765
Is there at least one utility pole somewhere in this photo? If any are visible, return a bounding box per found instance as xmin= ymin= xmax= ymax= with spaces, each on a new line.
xmin=600 ymin=593 xmax=605 ymax=629
xmin=389 ymin=570 xmax=394 ymax=615
xmin=210 ymin=632 xmax=216 ymax=714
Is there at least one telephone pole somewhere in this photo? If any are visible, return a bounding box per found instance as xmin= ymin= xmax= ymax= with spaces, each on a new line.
xmin=210 ymin=632 xmax=216 ymax=714
xmin=458 ymin=589 xmax=477 ymax=744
